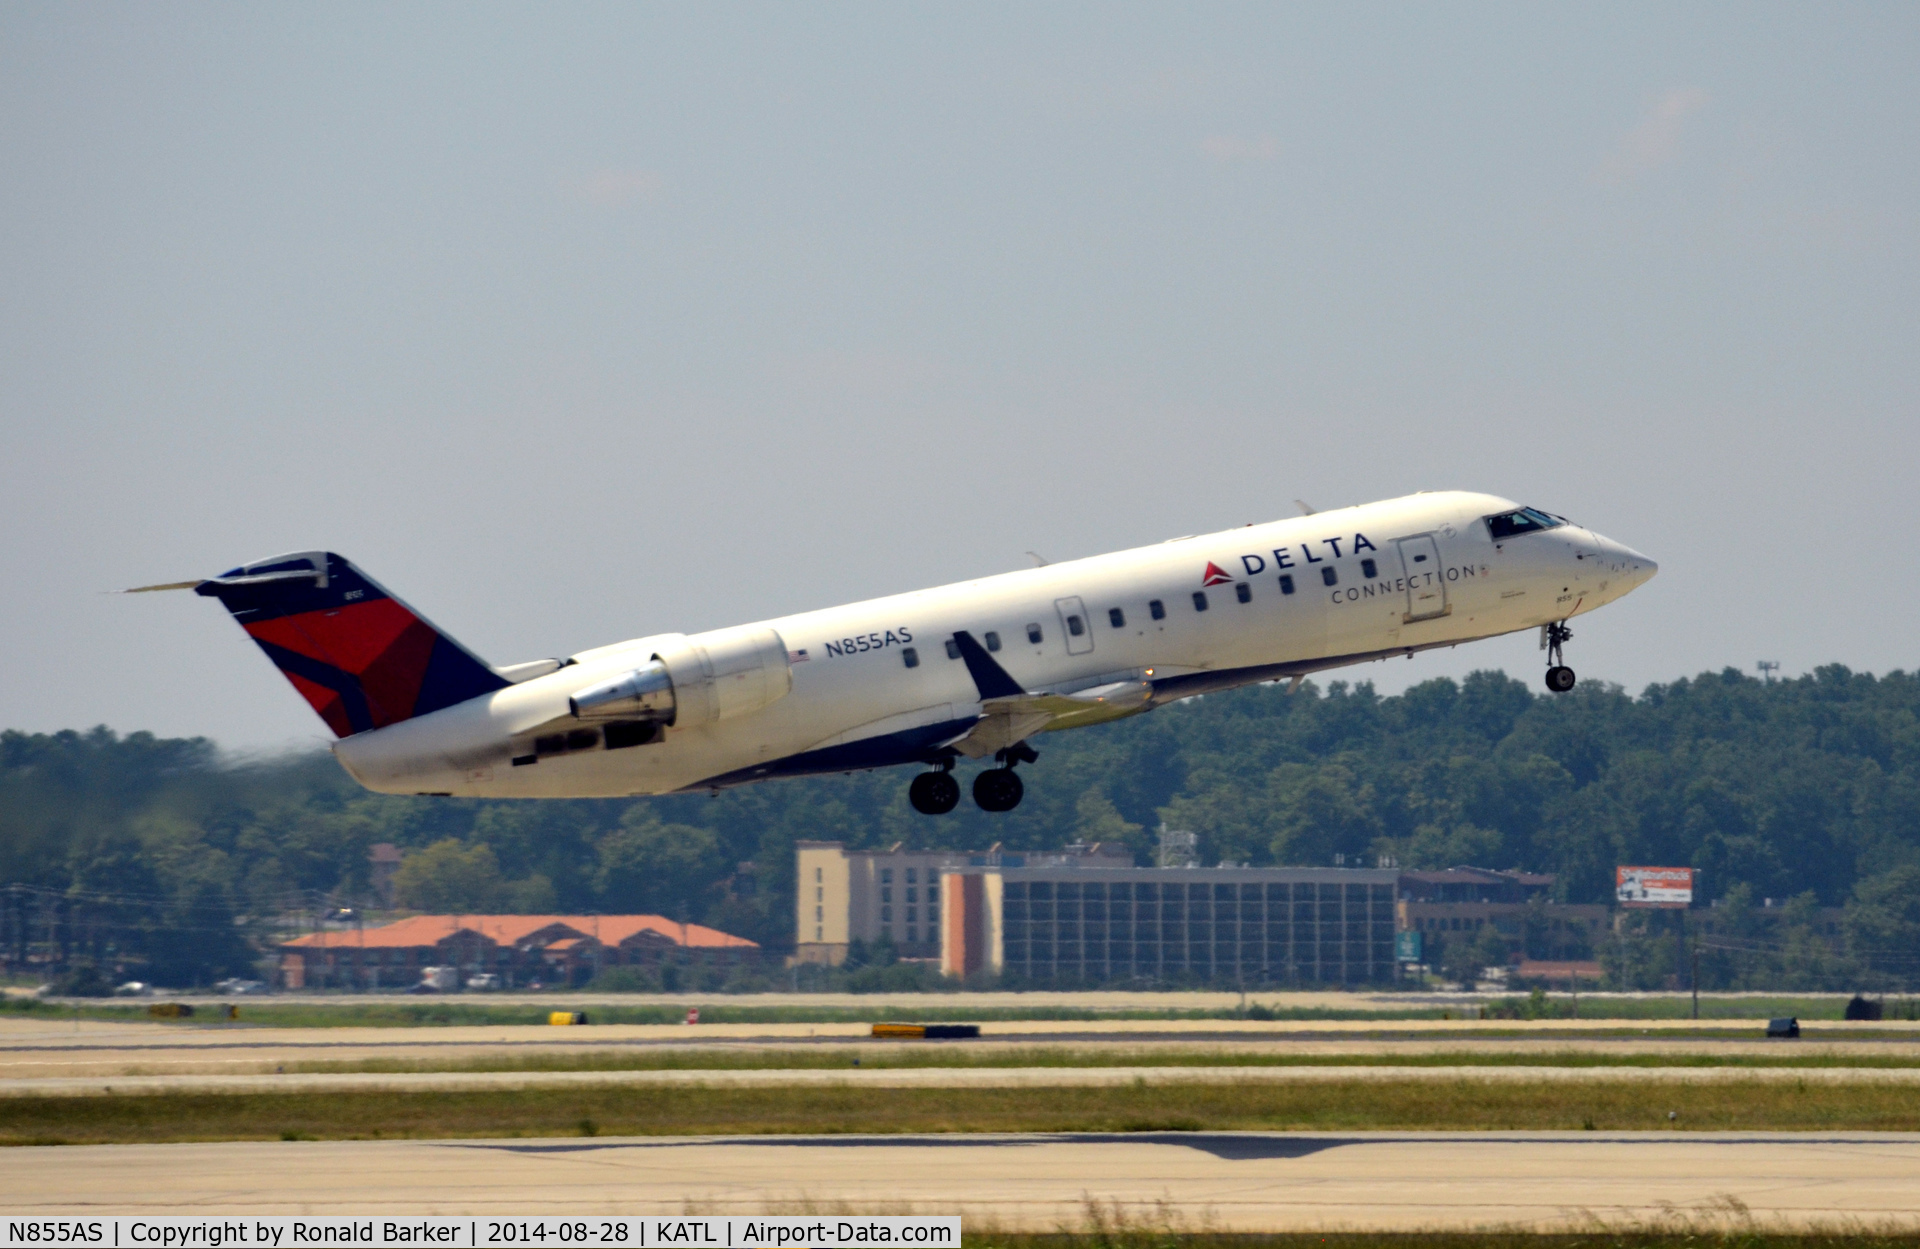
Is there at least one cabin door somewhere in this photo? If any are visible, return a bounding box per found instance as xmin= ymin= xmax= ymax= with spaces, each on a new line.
xmin=1054 ymin=596 xmax=1095 ymax=655
xmin=1396 ymin=535 xmax=1450 ymax=622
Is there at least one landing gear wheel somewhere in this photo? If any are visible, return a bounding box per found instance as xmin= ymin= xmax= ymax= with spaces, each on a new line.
xmin=909 ymin=771 xmax=961 ymax=815
xmin=1542 ymin=621 xmax=1576 ymax=694
xmin=972 ymin=768 xmax=1024 ymax=813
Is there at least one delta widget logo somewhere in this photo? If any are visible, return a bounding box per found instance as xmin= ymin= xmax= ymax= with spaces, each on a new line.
xmin=1201 ymin=562 xmax=1233 ymax=586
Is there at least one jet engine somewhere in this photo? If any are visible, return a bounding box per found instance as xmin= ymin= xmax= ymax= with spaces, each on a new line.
xmin=569 ymin=626 xmax=792 ymax=729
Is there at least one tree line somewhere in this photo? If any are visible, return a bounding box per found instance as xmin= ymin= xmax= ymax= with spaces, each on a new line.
xmin=5 ymin=663 xmax=1920 ymax=988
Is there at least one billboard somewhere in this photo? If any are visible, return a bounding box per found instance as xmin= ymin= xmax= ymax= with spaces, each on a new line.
xmin=1395 ymin=930 xmax=1423 ymax=962
xmin=1616 ymin=866 xmax=1693 ymax=907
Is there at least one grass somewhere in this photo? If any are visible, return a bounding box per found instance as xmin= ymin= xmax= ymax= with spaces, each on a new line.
xmin=7 ymin=1075 xmax=1920 ymax=1145
xmin=963 ymin=1197 xmax=1920 ymax=1248
xmin=271 ymin=1043 xmax=1920 ymax=1077
xmin=967 ymin=1229 xmax=1920 ymax=1249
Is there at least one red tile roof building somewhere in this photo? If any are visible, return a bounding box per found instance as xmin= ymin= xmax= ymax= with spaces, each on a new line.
xmin=278 ymin=914 xmax=756 ymax=990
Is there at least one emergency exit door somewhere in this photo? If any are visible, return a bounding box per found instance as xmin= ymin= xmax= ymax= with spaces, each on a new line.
xmin=1054 ymin=596 xmax=1095 ymax=655
xmin=1396 ymin=535 xmax=1449 ymax=622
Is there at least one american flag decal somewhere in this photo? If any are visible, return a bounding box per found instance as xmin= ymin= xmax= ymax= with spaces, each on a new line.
xmin=789 ymin=648 xmax=810 ymax=662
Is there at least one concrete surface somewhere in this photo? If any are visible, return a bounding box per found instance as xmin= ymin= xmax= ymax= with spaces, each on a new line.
xmin=9 ymin=1063 xmax=1920 ymax=1099
xmin=3 ymin=1132 xmax=1918 ymax=1230
xmin=4 ymin=1014 xmax=1917 ymax=1080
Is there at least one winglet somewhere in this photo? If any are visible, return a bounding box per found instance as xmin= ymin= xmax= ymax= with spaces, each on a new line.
xmin=949 ymin=631 xmax=1025 ymax=700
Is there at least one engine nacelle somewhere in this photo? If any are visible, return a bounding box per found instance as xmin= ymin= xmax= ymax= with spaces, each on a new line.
xmin=569 ymin=626 xmax=792 ymax=729
xmin=569 ymin=660 xmax=676 ymax=722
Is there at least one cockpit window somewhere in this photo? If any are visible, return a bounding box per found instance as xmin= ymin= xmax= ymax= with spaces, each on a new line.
xmin=1485 ymin=507 xmax=1567 ymax=540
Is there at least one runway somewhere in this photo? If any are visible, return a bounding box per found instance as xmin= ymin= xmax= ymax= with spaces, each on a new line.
xmin=10 ymin=1062 xmax=1920 ymax=1099
xmin=4 ymin=1132 xmax=1918 ymax=1230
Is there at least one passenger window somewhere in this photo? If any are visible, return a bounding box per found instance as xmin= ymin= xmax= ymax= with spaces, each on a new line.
xmin=945 ymin=639 xmax=960 ymax=660
xmin=1278 ymin=574 xmax=1295 ymax=595
xmin=1321 ymin=566 xmax=1338 ymax=587
xmin=1066 ymin=614 xmax=1084 ymax=637
xmin=1361 ymin=558 xmax=1377 ymax=579
xmin=1026 ymin=623 xmax=1043 ymax=644
xmin=902 ymin=646 xmax=919 ymax=669
xmin=1191 ymin=591 xmax=1209 ymax=612
xmin=1235 ymin=582 xmax=1252 ymax=604
xmin=984 ymin=631 xmax=1002 ymax=652
xmin=1108 ymin=607 xmax=1125 ymax=628
xmin=1149 ymin=599 xmax=1165 ymax=620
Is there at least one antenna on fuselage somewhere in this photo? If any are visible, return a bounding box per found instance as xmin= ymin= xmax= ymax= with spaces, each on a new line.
xmin=1027 ymin=551 xmax=1049 ymax=567
xmin=1294 ymin=499 xmax=1317 ymax=516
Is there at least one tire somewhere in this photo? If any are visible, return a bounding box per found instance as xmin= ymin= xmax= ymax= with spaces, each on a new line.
xmin=1545 ymin=665 xmax=1576 ymax=693
xmin=908 ymin=771 xmax=960 ymax=815
xmin=972 ymin=768 xmax=1025 ymax=812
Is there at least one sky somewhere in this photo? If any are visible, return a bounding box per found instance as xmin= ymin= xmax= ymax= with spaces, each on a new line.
xmin=2 ymin=4 xmax=1916 ymax=755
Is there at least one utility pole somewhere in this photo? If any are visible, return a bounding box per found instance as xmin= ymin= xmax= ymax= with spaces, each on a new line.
xmin=1691 ymin=932 xmax=1701 ymax=1021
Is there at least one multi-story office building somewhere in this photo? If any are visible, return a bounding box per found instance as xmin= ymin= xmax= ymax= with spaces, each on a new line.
xmin=797 ymin=844 xmax=1676 ymax=987
xmin=792 ymin=840 xmax=1132 ymax=965
xmin=942 ymin=865 xmax=1402 ymax=986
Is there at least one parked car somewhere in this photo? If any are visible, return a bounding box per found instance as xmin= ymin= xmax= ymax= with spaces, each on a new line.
xmin=213 ymin=978 xmax=268 ymax=995
xmin=418 ymin=966 xmax=459 ymax=991
xmin=465 ymin=974 xmax=500 ymax=991
xmin=113 ymin=981 xmax=150 ymax=996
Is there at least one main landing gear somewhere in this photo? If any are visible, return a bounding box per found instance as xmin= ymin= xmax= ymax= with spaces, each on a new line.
xmin=908 ymin=764 xmax=961 ymax=815
xmin=909 ymin=743 xmax=1038 ymax=814
xmin=1543 ymin=620 xmax=1576 ymax=693
xmin=974 ymin=742 xmax=1037 ymax=813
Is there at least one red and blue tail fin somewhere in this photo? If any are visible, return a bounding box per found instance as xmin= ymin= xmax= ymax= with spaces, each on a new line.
xmin=193 ymin=552 xmax=508 ymax=737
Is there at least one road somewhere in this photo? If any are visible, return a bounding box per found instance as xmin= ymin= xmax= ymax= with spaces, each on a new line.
xmin=3 ymin=1132 xmax=1918 ymax=1230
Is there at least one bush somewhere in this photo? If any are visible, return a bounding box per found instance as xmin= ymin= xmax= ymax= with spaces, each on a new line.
xmin=50 ymin=962 xmax=112 ymax=998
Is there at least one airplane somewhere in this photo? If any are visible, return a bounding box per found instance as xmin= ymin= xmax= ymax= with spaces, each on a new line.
xmin=135 ymin=491 xmax=1655 ymax=814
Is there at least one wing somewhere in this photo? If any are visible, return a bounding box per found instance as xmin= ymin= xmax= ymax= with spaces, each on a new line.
xmin=943 ymin=630 xmax=1153 ymax=757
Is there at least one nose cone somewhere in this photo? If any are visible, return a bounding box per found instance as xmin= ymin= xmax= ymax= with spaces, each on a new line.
xmin=1591 ymin=533 xmax=1657 ymax=593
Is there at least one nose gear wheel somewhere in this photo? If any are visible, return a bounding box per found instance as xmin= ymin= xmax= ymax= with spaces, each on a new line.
xmin=1543 ymin=621 xmax=1576 ymax=693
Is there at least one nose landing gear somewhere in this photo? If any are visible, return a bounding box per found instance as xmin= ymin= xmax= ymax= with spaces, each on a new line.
xmin=1543 ymin=621 xmax=1576 ymax=693
xmin=973 ymin=742 xmax=1037 ymax=813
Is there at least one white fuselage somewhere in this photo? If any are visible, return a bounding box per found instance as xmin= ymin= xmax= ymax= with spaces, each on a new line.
xmin=332 ymin=491 xmax=1655 ymax=798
